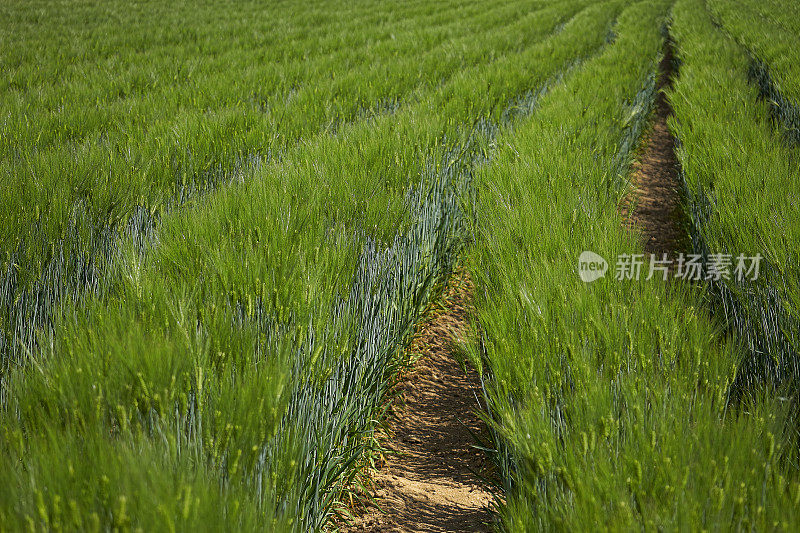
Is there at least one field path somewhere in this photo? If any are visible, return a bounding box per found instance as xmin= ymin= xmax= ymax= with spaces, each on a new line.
xmin=621 ymin=42 xmax=689 ymax=256
xmin=347 ymin=272 xmax=495 ymax=532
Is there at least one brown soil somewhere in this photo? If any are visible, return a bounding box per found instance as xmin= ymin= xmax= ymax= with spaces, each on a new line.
xmin=619 ymin=43 xmax=690 ymax=257
xmin=343 ymin=271 xmax=495 ymax=532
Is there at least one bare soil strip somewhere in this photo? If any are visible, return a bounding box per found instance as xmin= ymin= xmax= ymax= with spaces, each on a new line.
xmin=346 ymin=272 xmax=495 ymax=532
xmin=620 ymin=43 xmax=690 ymax=256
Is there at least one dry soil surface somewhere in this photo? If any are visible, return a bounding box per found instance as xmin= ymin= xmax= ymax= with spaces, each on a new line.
xmin=344 ymin=272 xmax=495 ymax=532
xmin=620 ymin=43 xmax=689 ymax=257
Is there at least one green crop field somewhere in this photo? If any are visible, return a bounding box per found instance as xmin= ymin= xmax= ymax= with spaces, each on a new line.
xmin=1 ymin=0 xmax=799 ymax=530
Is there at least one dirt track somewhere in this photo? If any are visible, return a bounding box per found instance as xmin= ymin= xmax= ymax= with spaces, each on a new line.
xmin=348 ymin=40 xmax=685 ymax=533
xmin=620 ymin=42 xmax=689 ymax=257
xmin=345 ymin=272 xmax=495 ymax=532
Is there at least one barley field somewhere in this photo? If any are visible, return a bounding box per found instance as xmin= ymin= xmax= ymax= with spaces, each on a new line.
xmin=1 ymin=0 xmax=799 ymax=530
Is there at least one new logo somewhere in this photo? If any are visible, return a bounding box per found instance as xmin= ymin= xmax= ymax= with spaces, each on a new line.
xmin=578 ymin=251 xmax=608 ymax=282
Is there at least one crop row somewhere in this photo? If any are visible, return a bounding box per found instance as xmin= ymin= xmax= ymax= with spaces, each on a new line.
xmin=713 ymin=0 xmax=800 ymax=35
xmin=0 ymin=0 xmax=591 ymax=378
xmin=669 ymin=1 xmax=800 ymax=410
xmin=0 ymin=0 xmax=530 ymax=257
xmin=467 ymin=0 xmax=800 ymax=529
xmin=0 ymin=0 xmax=625 ymax=529
xmin=706 ymin=0 xmax=800 ymax=144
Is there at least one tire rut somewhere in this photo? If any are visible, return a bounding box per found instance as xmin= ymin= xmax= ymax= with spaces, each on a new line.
xmin=344 ymin=271 xmax=495 ymax=532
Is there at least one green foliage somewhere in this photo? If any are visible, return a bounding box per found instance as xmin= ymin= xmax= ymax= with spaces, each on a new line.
xmin=0 ymin=0 xmax=627 ymax=529
xmin=669 ymin=0 xmax=800 ymax=402
xmin=3 ymin=0 xmax=798 ymax=530
xmin=706 ymin=0 xmax=800 ymax=144
xmin=0 ymin=0 xmax=597 ymax=373
xmin=467 ymin=0 xmax=800 ymax=529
